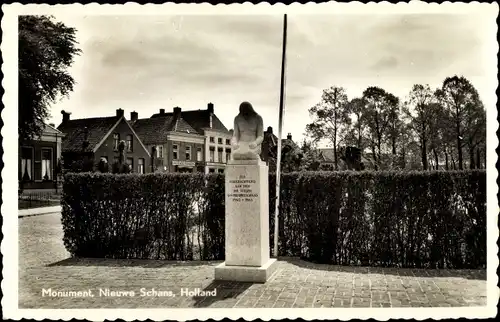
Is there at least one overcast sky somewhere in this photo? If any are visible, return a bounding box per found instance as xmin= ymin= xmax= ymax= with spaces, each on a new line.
xmin=49 ymin=13 xmax=495 ymax=145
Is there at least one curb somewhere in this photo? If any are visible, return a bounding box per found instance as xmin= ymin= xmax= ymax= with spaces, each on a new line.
xmin=18 ymin=205 xmax=62 ymax=218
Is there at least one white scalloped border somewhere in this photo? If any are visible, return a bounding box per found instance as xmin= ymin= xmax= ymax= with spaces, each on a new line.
xmin=2 ymin=1 xmax=498 ymax=321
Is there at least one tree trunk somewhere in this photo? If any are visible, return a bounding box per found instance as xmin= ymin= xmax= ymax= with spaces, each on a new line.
xmin=421 ymin=139 xmax=428 ymax=170
xmin=456 ymin=118 xmax=463 ymax=170
xmin=451 ymin=154 xmax=456 ymax=170
xmin=333 ymin=135 xmax=338 ymax=171
xmin=469 ymin=146 xmax=475 ymax=169
xmin=433 ymin=149 xmax=439 ymax=170
xmin=371 ymin=145 xmax=378 ymax=171
xmin=476 ymin=148 xmax=481 ymax=169
xmin=444 ymin=150 xmax=449 ymax=170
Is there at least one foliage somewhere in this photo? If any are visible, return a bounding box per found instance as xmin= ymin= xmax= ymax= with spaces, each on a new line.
xmin=61 ymin=170 xmax=486 ymax=268
xmin=306 ymin=86 xmax=351 ymax=170
xmin=308 ymin=76 xmax=486 ymax=171
xmin=18 ymin=15 xmax=81 ymax=141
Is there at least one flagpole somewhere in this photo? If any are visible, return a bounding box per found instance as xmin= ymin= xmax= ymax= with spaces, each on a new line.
xmin=274 ymin=13 xmax=287 ymax=258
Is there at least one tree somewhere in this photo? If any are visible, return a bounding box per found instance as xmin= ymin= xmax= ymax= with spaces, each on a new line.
xmin=404 ymin=84 xmax=437 ymax=170
xmin=436 ymin=76 xmax=483 ymax=170
xmin=298 ymin=140 xmax=323 ymax=171
xmin=361 ymin=87 xmax=398 ymax=170
xmin=18 ymin=15 xmax=81 ymax=141
xmin=306 ymin=86 xmax=351 ymax=170
xmin=344 ymin=97 xmax=366 ymax=149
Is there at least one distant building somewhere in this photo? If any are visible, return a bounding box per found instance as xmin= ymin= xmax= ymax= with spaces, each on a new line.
xmin=57 ymin=109 xmax=151 ymax=173
xmin=261 ymin=127 xmax=298 ymax=172
xmin=318 ymin=146 xmax=365 ymax=170
xmin=130 ymin=108 xmax=205 ymax=173
xmin=19 ymin=122 xmax=65 ymax=190
xmin=144 ymin=103 xmax=233 ymax=174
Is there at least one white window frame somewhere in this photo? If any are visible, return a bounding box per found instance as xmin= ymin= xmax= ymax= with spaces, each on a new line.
xmin=157 ymin=145 xmax=163 ymax=158
xmin=20 ymin=146 xmax=34 ymax=182
xmin=126 ymin=134 xmax=133 ymax=152
xmin=196 ymin=147 xmax=202 ymax=161
xmin=113 ymin=133 xmax=120 ymax=150
xmin=138 ymin=158 xmax=145 ymax=174
xmin=185 ymin=146 xmax=191 ymax=161
xmin=173 ymin=144 xmax=179 ymax=160
xmin=41 ymin=147 xmax=54 ymax=181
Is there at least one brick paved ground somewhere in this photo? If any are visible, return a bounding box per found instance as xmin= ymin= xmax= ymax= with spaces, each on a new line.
xmin=19 ymin=213 xmax=487 ymax=309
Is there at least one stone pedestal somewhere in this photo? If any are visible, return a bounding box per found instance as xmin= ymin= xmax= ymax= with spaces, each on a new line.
xmin=214 ymin=159 xmax=277 ymax=283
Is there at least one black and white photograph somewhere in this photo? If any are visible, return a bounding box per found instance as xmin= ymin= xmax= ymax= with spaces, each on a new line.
xmin=2 ymin=1 xmax=498 ymax=320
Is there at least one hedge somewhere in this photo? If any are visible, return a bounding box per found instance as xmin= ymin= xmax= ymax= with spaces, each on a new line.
xmin=61 ymin=170 xmax=486 ymax=268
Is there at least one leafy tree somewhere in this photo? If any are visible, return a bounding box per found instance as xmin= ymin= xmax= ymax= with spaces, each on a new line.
xmin=436 ymin=76 xmax=483 ymax=170
xmin=361 ymin=87 xmax=398 ymax=170
xmin=404 ymin=84 xmax=437 ymax=170
xmin=344 ymin=97 xmax=366 ymax=149
xmin=306 ymin=86 xmax=351 ymax=170
xmin=18 ymin=15 xmax=81 ymax=141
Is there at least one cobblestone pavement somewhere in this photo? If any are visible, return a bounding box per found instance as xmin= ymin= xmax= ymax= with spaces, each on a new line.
xmin=19 ymin=213 xmax=487 ymax=309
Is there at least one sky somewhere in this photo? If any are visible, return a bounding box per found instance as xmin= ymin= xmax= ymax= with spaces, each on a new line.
xmin=48 ymin=13 xmax=496 ymax=146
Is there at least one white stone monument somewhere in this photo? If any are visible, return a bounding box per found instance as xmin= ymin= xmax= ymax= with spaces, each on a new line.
xmin=214 ymin=102 xmax=277 ymax=283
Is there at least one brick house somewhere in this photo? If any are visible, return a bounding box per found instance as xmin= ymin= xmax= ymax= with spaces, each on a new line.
xmin=19 ymin=122 xmax=65 ymax=190
xmin=261 ymin=126 xmax=298 ymax=172
xmin=57 ymin=109 xmax=151 ymax=173
xmin=147 ymin=103 xmax=233 ymax=174
xmin=130 ymin=108 xmax=206 ymax=173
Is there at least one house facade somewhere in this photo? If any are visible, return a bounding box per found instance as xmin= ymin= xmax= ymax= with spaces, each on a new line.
xmin=57 ymin=109 xmax=151 ymax=173
xmin=19 ymin=123 xmax=65 ymax=190
xmin=144 ymin=103 xmax=233 ymax=174
xmin=131 ymin=108 xmax=206 ymax=173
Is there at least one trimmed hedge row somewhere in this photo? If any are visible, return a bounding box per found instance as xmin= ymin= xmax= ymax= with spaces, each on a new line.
xmin=61 ymin=170 xmax=486 ymax=268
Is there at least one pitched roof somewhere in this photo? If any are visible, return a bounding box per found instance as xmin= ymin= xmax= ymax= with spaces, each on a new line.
xmin=57 ymin=116 xmax=120 ymax=152
xmin=131 ymin=116 xmax=199 ymax=145
xmin=319 ymin=148 xmax=335 ymax=162
xmin=152 ymin=109 xmax=230 ymax=134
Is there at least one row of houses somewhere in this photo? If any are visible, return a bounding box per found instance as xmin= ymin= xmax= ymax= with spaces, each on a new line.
xmin=19 ymin=103 xmax=297 ymax=190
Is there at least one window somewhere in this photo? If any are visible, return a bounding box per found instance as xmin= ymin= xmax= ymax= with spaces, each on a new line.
xmin=209 ymin=147 xmax=215 ymax=162
xmin=113 ymin=133 xmax=120 ymax=150
xmin=218 ymin=138 xmax=223 ymax=144
xmin=126 ymin=158 xmax=133 ymax=171
xmin=209 ymin=168 xmax=215 ymax=173
xmin=209 ymin=137 xmax=215 ymax=143
xmin=218 ymin=169 xmax=224 ymax=174
xmin=21 ymin=146 xmax=33 ymax=181
xmin=41 ymin=148 xmax=52 ymax=180
xmin=114 ymin=156 xmax=120 ymax=164
xmin=226 ymin=148 xmax=231 ymax=163
xmin=173 ymin=144 xmax=178 ymax=160
xmin=126 ymin=134 xmax=133 ymax=152
xmin=197 ymin=147 xmax=202 ymax=161
xmin=218 ymin=147 xmax=223 ymax=163
xmin=138 ymin=158 xmax=145 ymax=174
xmin=185 ymin=146 xmax=191 ymax=161
xmin=226 ymin=139 xmax=231 ymax=145
xmin=157 ymin=145 xmax=163 ymax=158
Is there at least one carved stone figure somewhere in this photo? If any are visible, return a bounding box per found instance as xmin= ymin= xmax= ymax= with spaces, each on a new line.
xmin=231 ymin=102 xmax=264 ymax=160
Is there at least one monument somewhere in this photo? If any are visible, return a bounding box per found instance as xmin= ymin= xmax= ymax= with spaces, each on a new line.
xmin=214 ymin=102 xmax=278 ymax=283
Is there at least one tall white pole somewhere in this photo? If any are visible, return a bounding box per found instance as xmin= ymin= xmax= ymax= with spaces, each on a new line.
xmin=274 ymin=14 xmax=287 ymax=258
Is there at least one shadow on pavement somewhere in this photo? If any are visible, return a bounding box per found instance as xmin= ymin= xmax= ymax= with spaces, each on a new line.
xmin=278 ymin=257 xmax=487 ymax=281
xmin=191 ymin=280 xmax=253 ymax=308
xmin=47 ymin=257 xmax=222 ymax=268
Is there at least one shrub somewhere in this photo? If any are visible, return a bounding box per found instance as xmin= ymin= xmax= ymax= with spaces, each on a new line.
xmin=61 ymin=170 xmax=486 ymax=268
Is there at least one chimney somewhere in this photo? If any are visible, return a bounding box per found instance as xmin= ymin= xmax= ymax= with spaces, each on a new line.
xmin=130 ymin=111 xmax=138 ymax=122
xmin=207 ymin=102 xmax=214 ymax=114
xmin=116 ymin=108 xmax=124 ymax=117
xmin=287 ymin=133 xmax=292 ymax=140
xmin=159 ymin=108 xmax=165 ymax=116
xmin=61 ymin=110 xmax=71 ymax=123
xmin=173 ymin=107 xmax=182 ymax=118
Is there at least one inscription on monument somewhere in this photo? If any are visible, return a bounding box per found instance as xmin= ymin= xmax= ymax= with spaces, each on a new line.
xmin=227 ymin=174 xmax=258 ymax=202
